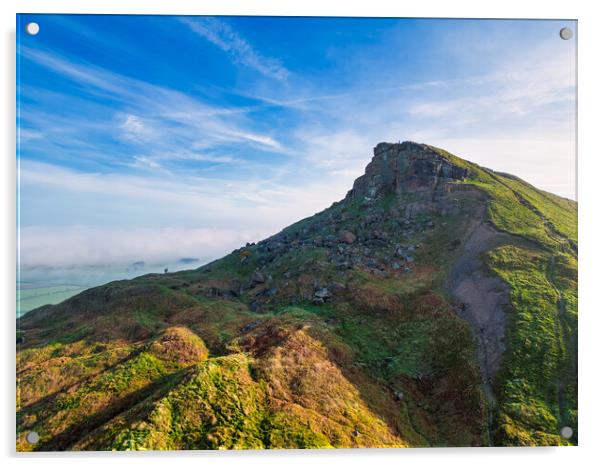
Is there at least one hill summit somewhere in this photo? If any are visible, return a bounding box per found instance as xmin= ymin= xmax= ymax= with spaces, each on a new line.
xmin=348 ymin=141 xmax=468 ymax=199
xmin=17 ymin=142 xmax=577 ymax=450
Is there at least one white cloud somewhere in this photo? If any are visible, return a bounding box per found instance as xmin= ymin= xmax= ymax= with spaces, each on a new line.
xmin=229 ymin=131 xmax=281 ymax=149
xmin=181 ymin=17 xmax=290 ymax=81
xmin=19 ymin=46 xmax=284 ymax=165
xmin=18 ymin=129 xmax=43 ymax=143
xmin=19 ymin=225 xmax=260 ymax=269
xmin=132 ymin=155 xmax=162 ymax=169
xmin=120 ymin=114 xmax=150 ymax=141
xmin=19 ymin=159 xmax=351 ymax=246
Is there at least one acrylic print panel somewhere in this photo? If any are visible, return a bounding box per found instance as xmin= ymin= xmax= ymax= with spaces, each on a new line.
xmin=16 ymin=14 xmax=577 ymax=451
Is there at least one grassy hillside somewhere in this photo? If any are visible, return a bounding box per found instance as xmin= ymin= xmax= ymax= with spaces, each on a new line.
xmin=429 ymin=145 xmax=577 ymax=445
xmin=17 ymin=142 xmax=577 ymax=450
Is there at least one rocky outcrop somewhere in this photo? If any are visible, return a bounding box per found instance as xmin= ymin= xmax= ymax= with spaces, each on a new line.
xmin=347 ymin=141 xmax=469 ymax=201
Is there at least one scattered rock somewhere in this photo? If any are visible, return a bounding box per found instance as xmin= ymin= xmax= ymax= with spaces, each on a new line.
xmin=240 ymin=320 xmax=261 ymax=333
xmin=322 ymin=234 xmax=337 ymax=247
xmin=314 ymin=287 xmax=331 ymax=300
xmin=338 ymin=230 xmax=356 ymax=244
xmin=250 ymin=301 xmax=262 ymax=312
xmin=372 ymin=269 xmax=390 ymax=278
xmin=364 ymin=258 xmax=380 ymax=269
xmin=251 ymin=271 xmax=266 ymax=285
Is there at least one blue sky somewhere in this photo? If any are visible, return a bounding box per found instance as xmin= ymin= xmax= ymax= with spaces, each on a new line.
xmin=17 ymin=15 xmax=576 ymax=269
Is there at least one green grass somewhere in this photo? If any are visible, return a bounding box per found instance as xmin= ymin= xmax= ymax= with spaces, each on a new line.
xmin=108 ymin=354 xmax=267 ymax=450
xmin=488 ymin=246 xmax=576 ymax=445
xmin=496 ymin=175 xmax=577 ymax=244
xmin=429 ymin=144 xmax=575 ymax=248
xmin=16 ymin=143 xmax=577 ymax=450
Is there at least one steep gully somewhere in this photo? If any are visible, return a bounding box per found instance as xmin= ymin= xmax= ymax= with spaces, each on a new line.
xmin=447 ymin=218 xmax=509 ymax=445
xmin=446 ymin=183 xmax=572 ymax=444
xmin=446 ymin=202 xmax=537 ymax=445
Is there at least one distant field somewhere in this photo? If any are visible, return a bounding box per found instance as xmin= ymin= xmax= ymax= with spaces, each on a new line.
xmin=17 ymin=285 xmax=88 ymax=317
xmin=17 ymin=260 xmax=207 ymax=318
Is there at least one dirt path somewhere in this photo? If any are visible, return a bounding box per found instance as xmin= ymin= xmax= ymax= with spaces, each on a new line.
xmin=446 ymin=216 xmax=534 ymax=445
xmin=448 ymin=221 xmax=512 ymax=382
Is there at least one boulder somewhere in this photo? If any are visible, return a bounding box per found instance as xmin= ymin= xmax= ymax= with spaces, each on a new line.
xmin=324 ymin=234 xmax=338 ymax=245
xmin=240 ymin=320 xmax=261 ymax=333
xmin=251 ymin=270 xmax=266 ymax=284
xmin=250 ymin=301 xmax=262 ymax=312
xmin=314 ymin=288 xmax=331 ymax=300
xmin=339 ymin=230 xmax=356 ymax=244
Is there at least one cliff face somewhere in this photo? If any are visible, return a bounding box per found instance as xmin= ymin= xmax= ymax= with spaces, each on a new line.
xmin=348 ymin=142 xmax=469 ymax=200
xmin=16 ymin=142 xmax=578 ymax=451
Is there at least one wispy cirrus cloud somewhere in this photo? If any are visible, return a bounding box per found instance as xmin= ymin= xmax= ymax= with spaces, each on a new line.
xmin=19 ymin=46 xmax=285 ymax=174
xmin=181 ymin=17 xmax=290 ymax=81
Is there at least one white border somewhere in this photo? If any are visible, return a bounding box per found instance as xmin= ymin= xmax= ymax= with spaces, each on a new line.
xmin=2 ymin=1 xmax=601 ymax=465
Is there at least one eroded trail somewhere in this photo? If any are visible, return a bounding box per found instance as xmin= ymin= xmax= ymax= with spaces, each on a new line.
xmin=449 ymin=221 xmax=511 ymax=382
xmin=447 ymin=217 xmax=530 ymax=445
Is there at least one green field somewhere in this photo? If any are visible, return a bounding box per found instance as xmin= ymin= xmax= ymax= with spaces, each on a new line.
xmin=17 ymin=285 xmax=88 ymax=317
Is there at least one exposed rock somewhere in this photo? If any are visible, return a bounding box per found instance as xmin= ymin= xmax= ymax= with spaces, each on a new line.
xmin=372 ymin=269 xmax=389 ymax=278
xmin=347 ymin=141 xmax=468 ymax=201
xmin=364 ymin=258 xmax=380 ymax=269
xmin=240 ymin=320 xmax=261 ymax=333
xmin=250 ymin=301 xmax=262 ymax=312
xmin=251 ymin=271 xmax=266 ymax=285
xmin=314 ymin=288 xmax=331 ymax=300
xmin=324 ymin=234 xmax=337 ymax=245
xmin=338 ymin=230 xmax=356 ymax=244
xmin=329 ymin=282 xmax=346 ymax=294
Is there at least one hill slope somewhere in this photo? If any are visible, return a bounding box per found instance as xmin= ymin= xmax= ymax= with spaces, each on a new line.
xmin=17 ymin=141 xmax=577 ymax=450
